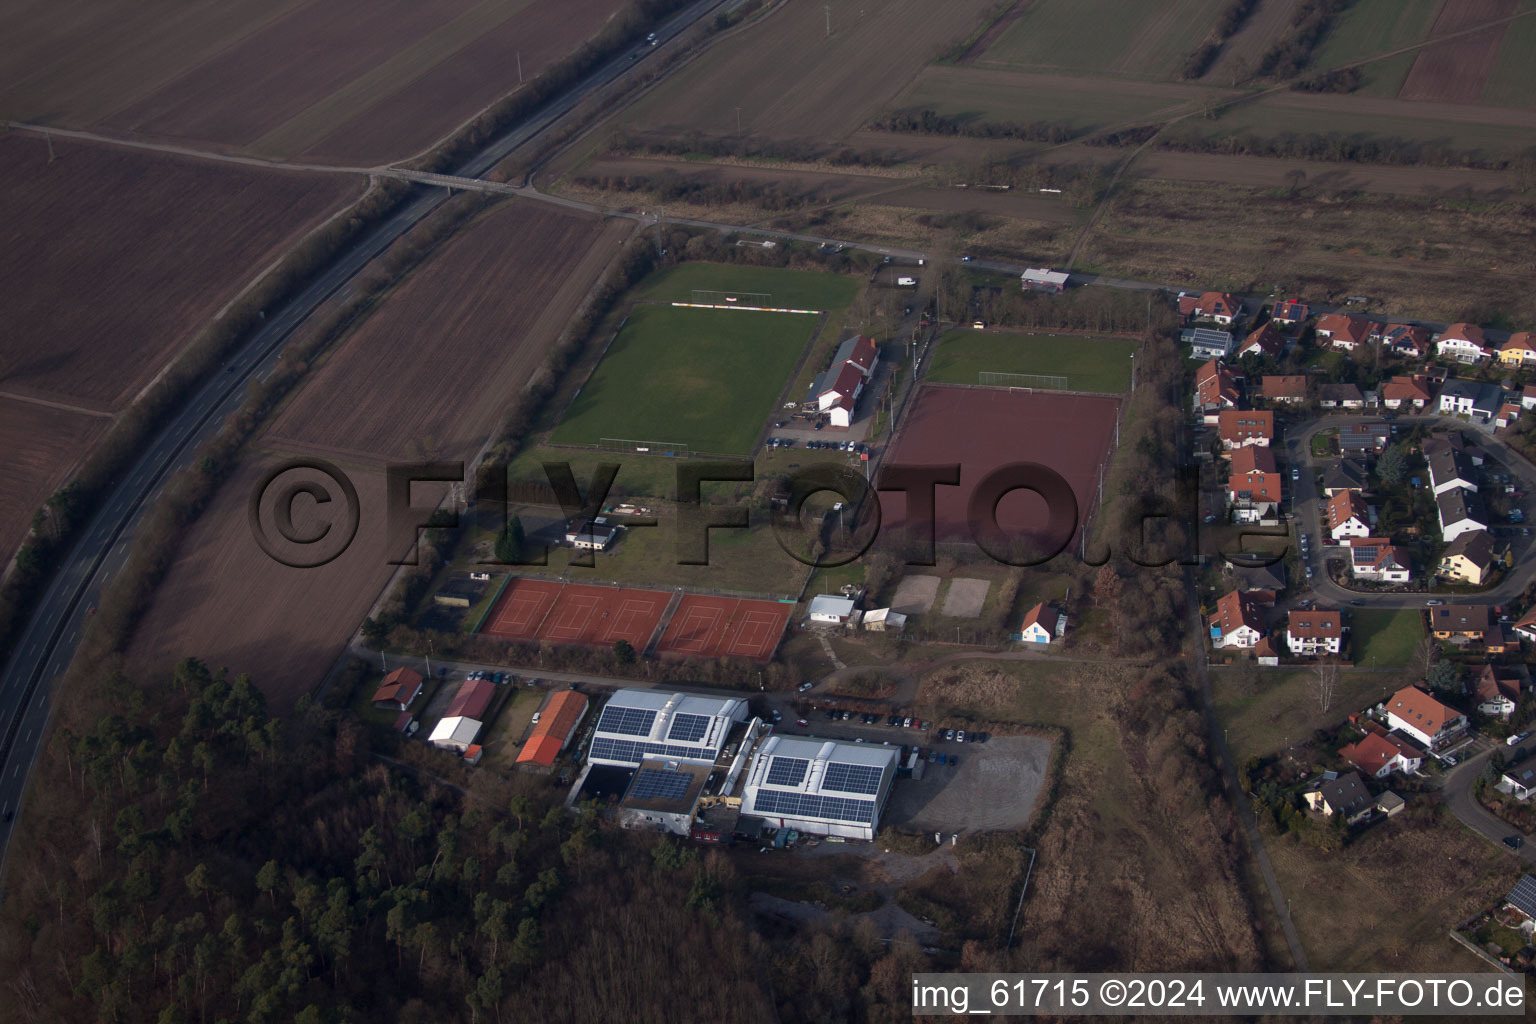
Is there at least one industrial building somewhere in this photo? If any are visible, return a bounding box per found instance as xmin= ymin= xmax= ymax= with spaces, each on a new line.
xmin=739 ymin=734 xmax=899 ymax=841
xmin=585 ymin=688 xmax=749 ymax=768
xmin=616 ymin=757 xmax=715 ymax=835
xmin=515 ymin=690 xmax=589 ymax=768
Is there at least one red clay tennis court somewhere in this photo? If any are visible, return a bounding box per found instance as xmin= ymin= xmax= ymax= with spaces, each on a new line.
xmin=656 ymin=594 xmax=791 ymax=663
xmin=480 ymin=578 xmax=672 ymax=649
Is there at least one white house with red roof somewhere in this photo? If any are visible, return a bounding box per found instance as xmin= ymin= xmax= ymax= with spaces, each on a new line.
xmin=1270 ymin=299 xmax=1309 ymax=325
xmin=1350 ymin=538 xmax=1411 ymax=583
xmin=1218 ymin=409 xmax=1274 ymax=448
xmin=1286 ymin=607 xmax=1343 ymax=656
xmin=807 ymin=335 xmax=879 ymax=428
xmin=1339 ymin=731 xmax=1423 ymax=779
xmin=1381 ymin=375 xmax=1432 ymax=409
xmin=1228 ymin=472 xmax=1282 ymax=523
xmin=1015 ymin=602 xmax=1067 ymax=645
xmin=1435 ymin=323 xmax=1489 ymax=363
xmin=1209 ymin=589 xmax=1265 ymax=649
xmin=1196 ymin=291 xmax=1241 ymax=324
xmin=1235 ymin=321 xmax=1286 ymax=358
xmin=1315 ymin=313 xmax=1371 ymax=351
xmin=1325 ymin=490 xmax=1372 ymax=540
xmin=1384 ymin=685 xmax=1467 ymax=750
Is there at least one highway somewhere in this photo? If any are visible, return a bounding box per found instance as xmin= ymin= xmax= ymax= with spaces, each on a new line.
xmin=0 ymin=0 xmax=734 ymax=875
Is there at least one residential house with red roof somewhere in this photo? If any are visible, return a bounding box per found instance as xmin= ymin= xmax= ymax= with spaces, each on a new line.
xmin=1498 ymin=332 xmax=1536 ymax=367
xmin=1270 ymin=299 xmax=1309 ymax=325
xmin=1436 ymin=323 xmax=1489 ymax=364
xmin=1475 ymin=664 xmax=1523 ymax=718
xmin=1235 ymin=321 xmax=1286 ymax=358
xmin=1228 ymin=472 xmax=1283 ymax=523
xmin=1514 ymin=606 xmax=1536 ymax=644
xmin=1209 ymin=589 xmax=1265 ymax=649
xmin=1196 ymin=291 xmax=1242 ymax=324
xmin=371 ymin=667 xmax=424 ymax=711
xmin=1381 ymin=375 xmax=1432 ymax=409
xmin=1384 ymin=685 xmax=1467 ymax=750
xmin=1195 ymin=359 xmax=1242 ymax=419
xmin=1260 ymin=374 xmax=1308 ymax=403
xmin=1229 ymin=445 xmax=1277 ymax=476
xmin=1438 ymin=530 xmax=1504 ymax=586
xmin=1375 ymin=323 xmax=1431 ymax=358
xmin=1339 ymin=731 xmax=1424 ymax=779
xmin=1429 ymin=603 xmax=1490 ymax=641
xmin=1325 ymin=490 xmax=1372 ymax=540
xmin=808 ymin=335 xmax=879 ymax=428
xmin=1350 ymin=537 xmax=1411 ymax=583
xmin=1016 ymin=602 xmax=1067 ymax=644
xmin=1218 ymin=409 xmax=1275 ymax=448
xmin=1286 ymin=607 xmax=1343 ymax=656
xmin=1315 ymin=313 xmax=1371 ymax=350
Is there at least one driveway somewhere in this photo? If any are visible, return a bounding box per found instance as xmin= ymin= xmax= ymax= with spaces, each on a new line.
xmin=1439 ymin=739 xmax=1536 ymax=866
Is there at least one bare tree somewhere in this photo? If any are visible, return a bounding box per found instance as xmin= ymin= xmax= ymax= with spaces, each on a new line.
xmin=1311 ymin=657 xmax=1340 ymax=713
xmin=1413 ymin=636 xmax=1438 ymax=678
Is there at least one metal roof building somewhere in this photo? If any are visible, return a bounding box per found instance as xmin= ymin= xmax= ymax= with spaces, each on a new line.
xmin=740 ymin=735 xmax=899 ymax=841
xmin=616 ymin=757 xmax=715 ymax=836
xmin=585 ymin=688 xmax=748 ymax=768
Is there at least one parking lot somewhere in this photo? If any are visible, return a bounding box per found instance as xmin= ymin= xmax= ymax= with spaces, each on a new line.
xmin=884 ymin=735 xmax=1052 ymax=835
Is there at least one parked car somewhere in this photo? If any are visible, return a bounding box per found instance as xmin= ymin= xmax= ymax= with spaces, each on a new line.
xmin=1350 ymin=599 xmax=1364 ymax=606
xmin=1509 ymin=732 xmax=1528 ymax=747
xmin=928 ymin=751 xmax=938 ymax=764
xmin=826 ymin=709 xmax=839 ymax=720
xmin=1426 ymin=599 xmax=1443 ymax=606
xmin=531 ymin=712 xmax=541 ymax=725
xmin=798 ymin=681 xmax=814 ymax=691
xmin=795 ymin=718 xmax=808 ymax=726
xmin=1505 ymin=835 xmax=1524 ymax=850
xmin=943 ymin=728 xmax=955 ymax=741
xmin=841 ymin=710 xmax=852 ymax=720
xmin=948 ymin=755 xmax=959 ymax=767
xmin=956 ymin=730 xmax=966 ymax=744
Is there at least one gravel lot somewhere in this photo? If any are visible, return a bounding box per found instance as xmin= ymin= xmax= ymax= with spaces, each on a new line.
xmin=941 ymin=577 xmax=990 ymax=618
xmin=892 ymin=574 xmax=941 ymax=615
xmin=884 ymin=735 xmax=1052 ymax=834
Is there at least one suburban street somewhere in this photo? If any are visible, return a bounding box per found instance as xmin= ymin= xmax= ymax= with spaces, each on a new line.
xmin=1282 ymin=413 xmax=1536 ymax=608
xmin=0 ymin=0 xmax=740 ymax=872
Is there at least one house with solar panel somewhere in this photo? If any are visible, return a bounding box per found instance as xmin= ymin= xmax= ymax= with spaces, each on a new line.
xmin=739 ymin=734 xmax=899 ymax=841
xmin=585 ymin=689 xmax=748 ymax=768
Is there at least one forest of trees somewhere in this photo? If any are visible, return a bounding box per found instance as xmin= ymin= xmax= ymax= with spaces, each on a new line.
xmin=0 ymin=658 xmax=936 ymax=1024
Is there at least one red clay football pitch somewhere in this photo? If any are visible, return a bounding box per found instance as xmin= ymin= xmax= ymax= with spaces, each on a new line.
xmin=881 ymin=384 xmax=1120 ymax=545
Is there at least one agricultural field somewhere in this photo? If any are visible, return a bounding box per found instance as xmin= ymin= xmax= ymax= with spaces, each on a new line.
xmin=267 ymin=199 xmax=631 ymax=464
xmin=550 ymin=266 xmax=860 ymax=456
xmin=1074 ymin=178 xmax=1536 ymax=324
xmin=5 ymin=0 xmax=628 ymax=164
xmin=1397 ymin=0 xmax=1517 ymax=104
xmin=0 ymin=400 xmax=109 ymax=562
xmin=887 ymin=66 xmax=1216 ymax=132
xmin=924 ymin=330 xmax=1136 ymax=393
xmin=126 ymin=459 xmax=404 ymax=708
xmin=976 ymin=0 xmax=1229 ymax=79
xmin=613 ymin=0 xmax=1001 ymax=141
xmin=1483 ymin=3 xmax=1536 ymax=108
xmin=1311 ymin=0 xmax=1444 ymax=96
xmin=0 ymin=135 xmax=362 ymax=410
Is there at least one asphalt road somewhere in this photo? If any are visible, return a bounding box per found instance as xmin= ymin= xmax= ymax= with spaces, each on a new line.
xmin=0 ymin=0 xmax=734 ymax=876
xmin=1440 ymin=739 xmax=1536 ymax=866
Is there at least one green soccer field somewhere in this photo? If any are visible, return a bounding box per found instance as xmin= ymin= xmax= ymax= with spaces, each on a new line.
xmin=636 ymin=262 xmax=863 ymax=310
xmin=551 ymin=304 xmax=820 ymax=456
xmin=924 ymin=330 xmax=1137 ymax=393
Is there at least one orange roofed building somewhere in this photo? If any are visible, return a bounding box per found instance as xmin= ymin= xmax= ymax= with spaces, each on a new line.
xmin=515 ymin=690 xmax=591 ymax=768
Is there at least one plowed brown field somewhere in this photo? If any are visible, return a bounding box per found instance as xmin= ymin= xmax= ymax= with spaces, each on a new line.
xmin=0 ymin=134 xmax=362 ymax=409
xmin=0 ymin=399 xmax=110 ymax=561
xmin=126 ymin=459 xmax=402 ymax=708
xmin=266 ymin=199 xmax=630 ymax=463
xmin=1399 ymin=0 xmax=1515 ymax=103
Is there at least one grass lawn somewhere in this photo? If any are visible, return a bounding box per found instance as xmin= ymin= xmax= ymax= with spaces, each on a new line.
xmin=982 ymin=0 xmax=1228 ymax=79
xmin=1350 ymin=607 xmax=1423 ymax=667
xmin=551 ymin=304 xmax=821 ymax=456
xmin=924 ymin=329 xmax=1136 ymax=393
xmin=478 ymin=688 xmax=544 ymax=769
xmin=1211 ymin=667 xmax=1402 ymax=764
xmin=1311 ymin=429 xmax=1338 ymax=458
xmin=635 ymin=262 xmax=863 ymax=310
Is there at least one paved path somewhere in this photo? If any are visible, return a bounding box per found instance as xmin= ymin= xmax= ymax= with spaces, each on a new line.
xmin=1438 ymin=740 xmax=1536 ymax=866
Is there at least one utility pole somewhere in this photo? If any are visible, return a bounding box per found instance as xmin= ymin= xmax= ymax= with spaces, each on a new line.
xmin=517 ymin=51 xmax=523 ymax=83
xmin=735 ymin=107 xmax=742 ymax=134
xmin=825 ymin=4 xmax=831 ymax=36
xmin=44 ymin=130 xmax=55 ymax=163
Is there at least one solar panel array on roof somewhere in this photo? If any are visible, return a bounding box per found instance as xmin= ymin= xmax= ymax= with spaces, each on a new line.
xmin=1509 ymin=875 xmax=1536 ymax=918
xmin=822 ymin=762 xmax=884 ymax=795
xmin=754 ymin=789 xmax=876 ymax=824
xmin=597 ymin=705 xmax=657 ymax=736
xmin=590 ymin=736 xmax=713 ymax=764
xmin=667 ymin=712 xmax=711 ymax=743
xmin=765 ymin=756 xmax=810 ymax=787
xmin=629 ymin=768 xmax=692 ymax=802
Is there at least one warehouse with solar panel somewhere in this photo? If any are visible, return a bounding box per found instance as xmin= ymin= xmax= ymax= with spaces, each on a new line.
xmin=585 ymin=689 xmax=749 ymax=768
xmin=739 ymin=735 xmax=899 ymax=841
